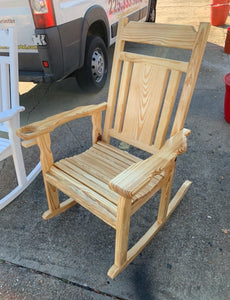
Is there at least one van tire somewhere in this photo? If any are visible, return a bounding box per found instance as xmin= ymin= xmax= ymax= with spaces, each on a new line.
xmin=76 ymin=35 xmax=108 ymax=92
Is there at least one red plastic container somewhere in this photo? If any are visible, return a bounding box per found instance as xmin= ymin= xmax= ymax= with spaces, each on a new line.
xmin=223 ymin=73 xmax=230 ymax=123
xmin=211 ymin=0 xmax=230 ymax=26
xmin=224 ymin=27 xmax=230 ymax=53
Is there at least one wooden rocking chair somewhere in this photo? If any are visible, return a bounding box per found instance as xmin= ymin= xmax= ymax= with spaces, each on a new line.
xmin=0 ymin=24 xmax=41 ymax=210
xmin=17 ymin=18 xmax=210 ymax=278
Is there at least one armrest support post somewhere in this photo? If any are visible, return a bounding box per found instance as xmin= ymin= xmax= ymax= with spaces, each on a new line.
xmin=36 ymin=133 xmax=54 ymax=173
xmin=92 ymin=111 xmax=103 ymax=144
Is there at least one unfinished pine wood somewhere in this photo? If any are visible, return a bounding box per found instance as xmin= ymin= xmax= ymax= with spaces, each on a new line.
xmin=17 ymin=18 xmax=210 ymax=279
xmin=157 ymin=160 xmax=176 ymax=224
xmin=108 ymin=180 xmax=192 ymax=279
xmin=171 ymin=22 xmax=211 ymax=135
xmin=114 ymin=196 xmax=131 ymax=267
xmin=107 ymin=129 xmax=159 ymax=154
xmin=122 ymin=63 xmax=169 ymax=145
xmin=113 ymin=60 xmax=133 ymax=133
xmin=51 ymin=142 xmax=163 ymax=210
xmin=92 ymin=110 xmax=102 ymax=144
xmin=120 ymin=22 xmax=197 ymax=49
xmin=102 ymin=17 xmax=129 ymax=143
xmin=55 ymin=158 xmax=119 ymax=205
xmin=37 ymin=134 xmax=60 ymax=213
xmin=154 ymin=70 xmax=182 ymax=149
xmin=45 ymin=167 xmax=117 ymax=228
xmin=42 ymin=198 xmax=76 ymax=220
xmin=109 ymin=129 xmax=190 ymax=199
xmin=119 ymin=52 xmax=189 ymax=72
xmin=17 ymin=102 xmax=107 ymax=140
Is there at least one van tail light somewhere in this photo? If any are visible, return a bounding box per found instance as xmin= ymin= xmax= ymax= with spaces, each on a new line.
xmin=29 ymin=0 xmax=56 ymax=29
xmin=42 ymin=61 xmax=49 ymax=68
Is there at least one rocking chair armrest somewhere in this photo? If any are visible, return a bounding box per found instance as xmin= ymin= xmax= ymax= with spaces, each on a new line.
xmin=0 ymin=106 xmax=25 ymax=123
xmin=16 ymin=102 xmax=107 ymax=140
xmin=109 ymin=128 xmax=191 ymax=198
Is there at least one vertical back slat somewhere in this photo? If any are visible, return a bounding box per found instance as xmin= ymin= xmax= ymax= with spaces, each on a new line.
xmin=154 ymin=70 xmax=182 ymax=149
xmin=8 ymin=26 xmax=19 ymax=108
xmin=0 ymin=62 xmax=11 ymax=132
xmin=1 ymin=63 xmax=11 ymax=110
xmin=114 ymin=60 xmax=133 ymax=132
xmin=0 ymin=27 xmax=11 ymax=46
xmin=122 ymin=63 xmax=169 ymax=145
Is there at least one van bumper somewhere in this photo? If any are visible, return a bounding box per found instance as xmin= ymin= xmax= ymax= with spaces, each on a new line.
xmin=19 ymin=70 xmax=53 ymax=83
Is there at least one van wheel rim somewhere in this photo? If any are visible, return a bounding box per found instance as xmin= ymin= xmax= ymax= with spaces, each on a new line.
xmin=91 ymin=48 xmax=105 ymax=83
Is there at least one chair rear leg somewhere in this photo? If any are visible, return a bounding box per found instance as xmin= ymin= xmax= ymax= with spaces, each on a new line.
xmin=158 ymin=159 xmax=192 ymax=225
xmin=157 ymin=160 xmax=176 ymax=224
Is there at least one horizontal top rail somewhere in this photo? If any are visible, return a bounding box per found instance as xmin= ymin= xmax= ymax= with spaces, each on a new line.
xmin=121 ymin=22 xmax=199 ymax=50
xmin=120 ymin=52 xmax=189 ymax=73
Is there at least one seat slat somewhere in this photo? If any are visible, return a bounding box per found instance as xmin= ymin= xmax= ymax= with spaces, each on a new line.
xmin=55 ymin=143 xmax=164 ymax=211
xmin=94 ymin=142 xmax=141 ymax=163
xmin=87 ymin=147 xmax=131 ymax=170
xmin=55 ymin=159 xmax=119 ymax=205
xmin=70 ymin=142 xmax=141 ymax=183
xmin=46 ymin=166 xmax=117 ymax=228
xmin=67 ymin=155 xmax=114 ymax=184
xmin=81 ymin=149 xmax=127 ymax=173
xmin=74 ymin=153 xmax=120 ymax=180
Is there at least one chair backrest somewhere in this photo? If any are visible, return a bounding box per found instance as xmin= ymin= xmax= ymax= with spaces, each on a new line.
xmin=103 ymin=18 xmax=210 ymax=154
xmin=0 ymin=23 xmax=19 ymax=133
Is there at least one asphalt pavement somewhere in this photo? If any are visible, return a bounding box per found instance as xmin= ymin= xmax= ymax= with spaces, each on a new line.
xmin=1 ymin=1 xmax=230 ymax=299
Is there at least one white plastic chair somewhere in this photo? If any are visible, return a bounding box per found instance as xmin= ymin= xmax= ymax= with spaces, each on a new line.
xmin=0 ymin=22 xmax=41 ymax=210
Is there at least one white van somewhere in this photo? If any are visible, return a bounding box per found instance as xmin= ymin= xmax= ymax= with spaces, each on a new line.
xmin=0 ymin=0 xmax=156 ymax=92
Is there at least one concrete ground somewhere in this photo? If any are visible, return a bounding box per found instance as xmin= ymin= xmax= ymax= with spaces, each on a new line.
xmin=1 ymin=0 xmax=230 ymax=299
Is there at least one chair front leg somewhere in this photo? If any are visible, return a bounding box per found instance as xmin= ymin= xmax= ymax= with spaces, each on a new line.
xmin=108 ymin=196 xmax=131 ymax=278
xmin=36 ymin=134 xmax=60 ymax=218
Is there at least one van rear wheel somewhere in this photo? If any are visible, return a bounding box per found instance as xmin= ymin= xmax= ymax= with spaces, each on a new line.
xmin=76 ymin=35 xmax=108 ymax=92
